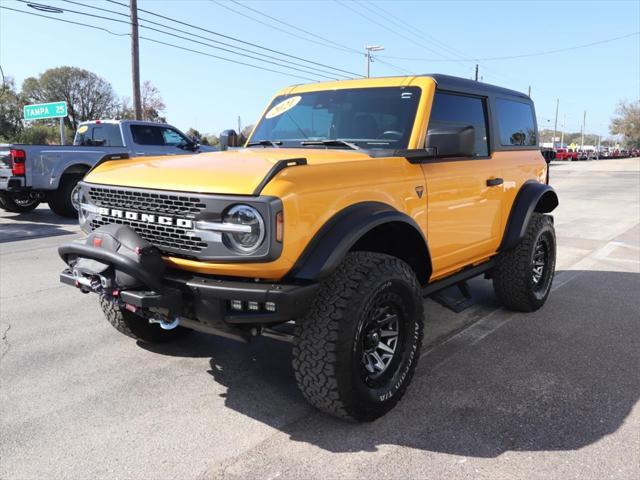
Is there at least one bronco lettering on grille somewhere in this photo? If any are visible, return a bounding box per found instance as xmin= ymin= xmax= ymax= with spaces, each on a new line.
xmin=97 ymin=207 xmax=194 ymax=229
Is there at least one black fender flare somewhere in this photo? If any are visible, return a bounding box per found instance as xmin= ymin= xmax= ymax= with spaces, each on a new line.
xmin=286 ymin=202 xmax=430 ymax=282
xmin=499 ymin=181 xmax=559 ymax=251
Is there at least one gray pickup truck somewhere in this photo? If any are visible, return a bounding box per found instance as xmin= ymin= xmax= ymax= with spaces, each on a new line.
xmin=0 ymin=120 xmax=213 ymax=217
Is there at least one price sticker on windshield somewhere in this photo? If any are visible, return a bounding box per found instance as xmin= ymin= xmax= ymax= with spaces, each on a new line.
xmin=265 ymin=96 xmax=302 ymax=119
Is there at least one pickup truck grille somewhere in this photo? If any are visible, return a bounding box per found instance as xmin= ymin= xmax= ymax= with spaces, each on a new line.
xmin=88 ymin=186 xmax=205 ymax=218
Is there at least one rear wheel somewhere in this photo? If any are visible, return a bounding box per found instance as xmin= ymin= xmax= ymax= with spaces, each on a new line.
xmin=99 ymin=295 xmax=191 ymax=343
xmin=48 ymin=174 xmax=83 ymax=218
xmin=293 ymin=252 xmax=424 ymax=422
xmin=493 ymin=213 xmax=556 ymax=312
xmin=0 ymin=192 xmax=40 ymax=213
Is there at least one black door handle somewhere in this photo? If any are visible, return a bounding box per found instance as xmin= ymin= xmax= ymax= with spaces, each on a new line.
xmin=486 ymin=177 xmax=504 ymax=187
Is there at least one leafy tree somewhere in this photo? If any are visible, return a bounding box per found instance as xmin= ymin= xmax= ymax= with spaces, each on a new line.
xmin=0 ymin=77 xmax=23 ymax=142
xmin=16 ymin=125 xmax=59 ymax=144
xmin=610 ymin=100 xmax=640 ymax=148
xmin=203 ymin=134 xmax=219 ymax=146
xmin=185 ymin=128 xmax=219 ymax=146
xmin=185 ymin=128 xmax=202 ymax=140
xmin=141 ymin=81 xmax=166 ymax=122
xmin=112 ymin=96 xmax=134 ymax=120
xmin=21 ymin=66 xmax=117 ymax=130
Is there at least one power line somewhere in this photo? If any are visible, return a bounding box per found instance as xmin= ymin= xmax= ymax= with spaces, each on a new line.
xmin=0 ymin=6 xmax=321 ymax=82
xmin=42 ymin=0 xmax=339 ymax=80
xmin=104 ymin=0 xmax=362 ymax=78
xmin=213 ymin=0 xmax=360 ymax=55
xmin=64 ymin=0 xmax=335 ymax=80
xmin=212 ymin=0 xmax=411 ymax=76
xmin=358 ymin=0 xmax=467 ymax=62
xmin=377 ymin=31 xmax=640 ymax=62
xmin=139 ymin=36 xmax=320 ymax=82
xmin=1 ymin=5 xmax=130 ymax=36
xmin=63 ymin=0 xmax=347 ymax=79
xmin=334 ymin=0 xmax=470 ymax=75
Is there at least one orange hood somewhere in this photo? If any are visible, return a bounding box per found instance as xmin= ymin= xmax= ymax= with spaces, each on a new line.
xmin=85 ymin=148 xmax=373 ymax=194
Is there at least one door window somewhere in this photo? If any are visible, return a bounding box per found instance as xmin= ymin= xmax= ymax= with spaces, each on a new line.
xmin=427 ymin=92 xmax=489 ymax=157
xmin=130 ymin=125 xmax=190 ymax=146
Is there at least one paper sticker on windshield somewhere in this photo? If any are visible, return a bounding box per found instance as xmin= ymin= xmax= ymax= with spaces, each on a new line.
xmin=77 ymin=125 xmax=88 ymax=134
xmin=265 ymin=96 xmax=301 ymax=119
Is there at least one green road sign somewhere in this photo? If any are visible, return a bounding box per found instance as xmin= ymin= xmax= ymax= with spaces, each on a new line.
xmin=23 ymin=101 xmax=68 ymax=121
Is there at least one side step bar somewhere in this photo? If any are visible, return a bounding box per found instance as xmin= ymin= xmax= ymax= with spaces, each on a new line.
xmin=421 ymin=259 xmax=495 ymax=298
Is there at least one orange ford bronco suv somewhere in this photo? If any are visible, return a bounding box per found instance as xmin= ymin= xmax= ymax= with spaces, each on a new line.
xmin=59 ymin=74 xmax=558 ymax=421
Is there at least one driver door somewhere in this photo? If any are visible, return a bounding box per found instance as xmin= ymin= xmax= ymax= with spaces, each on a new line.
xmin=421 ymin=92 xmax=503 ymax=279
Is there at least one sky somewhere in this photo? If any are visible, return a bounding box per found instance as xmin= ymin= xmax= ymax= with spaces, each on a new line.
xmin=1 ymin=0 xmax=639 ymax=138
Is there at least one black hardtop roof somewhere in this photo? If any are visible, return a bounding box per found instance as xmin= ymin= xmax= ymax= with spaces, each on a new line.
xmin=424 ymin=74 xmax=530 ymax=100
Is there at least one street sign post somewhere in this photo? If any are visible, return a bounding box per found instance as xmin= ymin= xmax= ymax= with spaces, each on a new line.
xmin=23 ymin=101 xmax=68 ymax=145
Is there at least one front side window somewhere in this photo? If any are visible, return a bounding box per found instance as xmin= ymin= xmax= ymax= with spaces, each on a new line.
xmin=130 ymin=125 xmax=190 ymax=146
xmin=495 ymin=98 xmax=537 ymax=146
xmin=249 ymin=87 xmax=422 ymax=150
xmin=427 ymin=92 xmax=489 ymax=157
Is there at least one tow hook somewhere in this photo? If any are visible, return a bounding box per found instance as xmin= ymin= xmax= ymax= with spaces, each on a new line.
xmin=149 ymin=317 xmax=181 ymax=330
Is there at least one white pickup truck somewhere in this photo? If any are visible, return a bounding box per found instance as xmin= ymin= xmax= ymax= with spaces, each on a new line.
xmin=0 ymin=120 xmax=214 ymax=217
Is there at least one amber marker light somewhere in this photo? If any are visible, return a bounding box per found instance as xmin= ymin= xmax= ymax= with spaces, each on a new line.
xmin=275 ymin=212 xmax=284 ymax=242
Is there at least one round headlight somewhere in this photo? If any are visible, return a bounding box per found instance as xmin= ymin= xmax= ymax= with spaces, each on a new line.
xmin=222 ymin=204 xmax=265 ymax=254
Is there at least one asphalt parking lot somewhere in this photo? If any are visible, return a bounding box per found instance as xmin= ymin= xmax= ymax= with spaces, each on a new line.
xmin=1 ymin=158 xmax=639 ymax=480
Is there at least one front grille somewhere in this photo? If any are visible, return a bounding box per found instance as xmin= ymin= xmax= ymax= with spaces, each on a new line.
xmin=88 ymin=186 xmax=205 ymax=218
xmin=87 ymin=185 xmax=208 ymax=256
xmin=90 ymin=217 xmax=207 ymax=254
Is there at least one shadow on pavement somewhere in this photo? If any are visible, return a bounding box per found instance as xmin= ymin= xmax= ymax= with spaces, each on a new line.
xmin=141 ymin=270 xmax=640 ymax=458
xmin=0 ymin=222 xmax=77 ymax=243
xmin=1 ymin=211 xmax=76 ymax=225
xmin=0 ymin=209 xmax=78 ymax=243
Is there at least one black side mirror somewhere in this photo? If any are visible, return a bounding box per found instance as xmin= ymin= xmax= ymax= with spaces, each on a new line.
xmin=219 ymin=129 xmax=239 ymax=151
xmin=540 ymin=148 xmax=556 ymax=163
xmin=426 ymin=126 xmax=475 ymax=158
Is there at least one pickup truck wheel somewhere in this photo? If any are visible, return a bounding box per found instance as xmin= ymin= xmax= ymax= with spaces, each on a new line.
xmin=292 ymin=252 xmax=424 ymax=422
xmin=493 ymin=213 xmax=556 ymax=312
xmin=99 ymin=295 xmax=191 ymax=343
xmin=0 ymin=192 xmax=40 ymax=213
xmin=48 ymin=174 xmax=83 ymax=218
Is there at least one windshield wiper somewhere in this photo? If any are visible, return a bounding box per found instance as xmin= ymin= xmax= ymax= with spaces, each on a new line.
xmin=246 ymin=140 xmax=282 ymax=148
xmin=300 ymin=139 xmax=360 ymax=150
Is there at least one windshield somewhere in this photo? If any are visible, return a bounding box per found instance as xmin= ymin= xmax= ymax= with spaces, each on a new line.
xmin=249 ymin=87 xmax=422 ymax=150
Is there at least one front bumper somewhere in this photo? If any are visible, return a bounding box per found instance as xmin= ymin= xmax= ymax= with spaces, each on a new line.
xmin=60 ymin=267 xmax=317 ymax=325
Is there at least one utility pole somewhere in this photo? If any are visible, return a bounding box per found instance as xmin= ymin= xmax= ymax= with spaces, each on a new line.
xmin=475 ymin=64 xmax=479 ymax=81
xmin=237 ymin=116 xmax=242 ymax=134
xmin=528 ymin=85 xmax=531 ymax=97
xmin=580 ymin=110 xmax=587 ymax=150
xmin=365 ymin=45 xmax=384 ymax=78
xmin=552 ymin=98 xmax=559 ymax=150
xmin=560 ymin=114 xmax=566 ymax=147
xmin=130 ymin=0 xmax=142 ymax=120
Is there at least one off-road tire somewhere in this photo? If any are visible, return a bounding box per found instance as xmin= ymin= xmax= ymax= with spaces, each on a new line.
xmin=493 ymin=213 xmax=556 ymax=312
xmin=99 ymin=295 xmax=190 ymax=343
xmin=0 ymin=192 xmax=40 ymax=213
xmin=48 ymin=174 xmax=82 ymax=218
xmin=293 ymin=252 xmax=424 ymax=422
